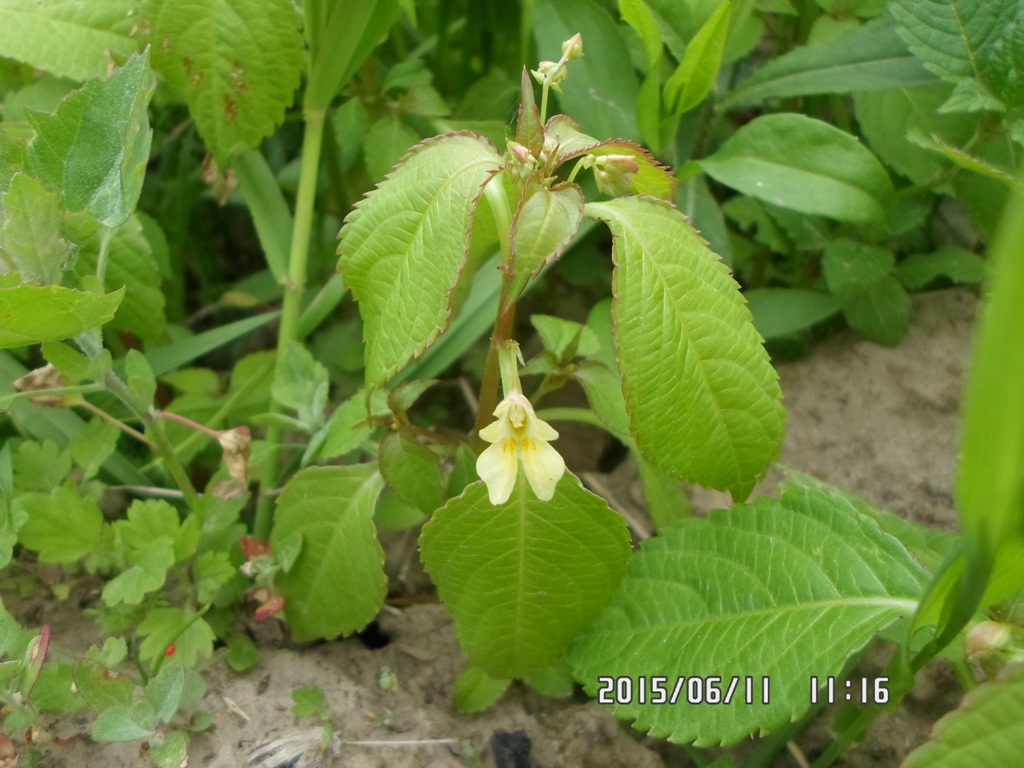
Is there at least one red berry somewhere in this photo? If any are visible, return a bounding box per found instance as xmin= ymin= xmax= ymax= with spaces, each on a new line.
xmin=165 ymin=644 xmax=176 ymax=657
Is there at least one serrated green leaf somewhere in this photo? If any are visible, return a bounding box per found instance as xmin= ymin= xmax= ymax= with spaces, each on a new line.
xmin=744 ymin=288 xmax=842 ymax=339
xmin=506 ymin=182 xmax=584 ymax=309
xmin=145 ymin=663 xmax=185 ymax=724
xmin=379 ymin=430 xmax=444 ymax=516
xmin=904 ymin=666 xmax=1024 ymax=767
xmin=455 ymin=663 xmax=510 ymax=713
xmin=12 ymin=440 xmax=71 ymax=491
xmin=138 ymin=608 xmax=215 ymax=667
xmin=85 ymin=637 xmax=129 ymax=669
xmin=272 ymin=340 xmax=328 ymax=432
xmin=102 ymin=536 xmax=175 ymax=606
xmin=0 ymin=173 xmax=72 ymax=284
xmin=420 ymin=474 xmax=630 ymax=679
xmin=664 ymin=0 xmax=731 ymax=116
xmin=141 ymin=0 xmax=303 ymax=163
xmin=0 ymin=0 xmax=136 ymax=81
xmin=569 ymin=485 xmax=927 ymax=746
xmin=891 ymin=0 xmax=1024 ymax=111
xmin=192 ymin=551 xmax=235 ymax=605
xmin=363 ymin=114 xmax=420 ymax=182
xmin=723 ymin=17 xmax=934 ymax=107
xmin=126 ymin=348 xmax=157 ymax=406
xmin=291 ymin=684 xmax=326 ymax=718
xmin=338 ymin=132 xmax=503 ymax=388
xmin=699 ymin=114 xmax=893 ymax=222
xmin=15 ymin=486 xmax=103 ymax=563
xmin=896 ymin=246 xmax=986 ymax=290
xmin=116 ymin=499 xmax=199 ymax=565
xmin=73 ymin=658 xmax=134 ymax=714
xmin=69 ymin=419 xmax=119 ymax=480
xmin=531 ymin=315 xmax=599 ymax=360
xmin=908 ymin=129 xmax=1019 ymax=187
xmin=314 ymin=388 xmax=387 ymax=461
xmin=822 ymin=239 xmax=909 ymax=346
xmin=271 ymin=465 xmax=386 ymax=641
xmin=148 ymin=731 xmax=189 ymax=768
xmin=90 ymin=701 xmax=158 ymax=742
xmin=76 ymin=214 xmax=167 ymax=343
xmin=588 ymin=195 xmax=784 ymax=498
xmin=0 ymin=284 xmax=124 ymax=348
xmin=24 ymin=52 xmax=152 ymax=227
xmin=534 ymin=0 xmax=639 ymax=140
xmin=224 ymin=632 xmax=260 ymax=672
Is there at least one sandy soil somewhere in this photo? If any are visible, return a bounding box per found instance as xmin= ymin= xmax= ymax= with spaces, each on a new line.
xmin=10 ymin=288 xmax=979 ymax=768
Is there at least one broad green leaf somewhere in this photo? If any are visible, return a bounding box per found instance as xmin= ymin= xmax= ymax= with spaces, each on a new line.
xmin=15 ymin=486 xmax=103 ymax=563
xmin=363 ymin=114 xmax=420 ymax=182
xmin=506 ymin=182 xmax=584 ymax=308
xmin=115 ymin=499 xmax=199 ymax=565
xmin=0 ymin=0 xmax=136 ymax=81
xmin=68 ymin=419 xmax=119 ymax=481
xmin=904 ymin=666 xmax=1024 ymax=768
xmin=891 ymin=0 xmax=1024 ymax=111
xmin=148 ymin=731 xmax=189 ymax=768
xmin=292 ymin=684 xmax=326 ymax=717
xmin=619 ymin=0 xmax=664 ymax=147
xmin=854 ymin=84 xmax=977 ymax=186
xmin=193 ymin=551 xmax=235 ymax=605
xmin=636 ymin=454 xmax=690 ymax=530
xmin=374 ymin=488 xmax=428 ymax=531
xmin=569 ymin=485 xmax=928 ymax=746
xmin=664 ymin=0 xmax=731 ymax=116
xmin=679 ymin=175 xmax=733 ymax=266
xmin=699 ymin=114 xmax=893 ymax=222
xmin=822 ymin=239 xmax=909 ymax=346
xmin=0 ymin=283 xmax=124 ymax=348
xmin=531 ymin=315 xmax=599 ymax=360
xmin=25 ymin=52 xmax=152 ymax=227
xmin=90 ymin=701 xmax=157 ymax=742
xmin=338 ymin=132 xmax=503 ymax=388
xmin=534 ymin=0 xmax=639 ymax=140
xmin=455 ymin=663 xmax=510 ymax=713
xmin=379 ymin=431 xmax=444 ymax=516
xmin=588 ymin=196 xmax=784 ymax=498
xmin=517 ymin=67 xmax=544 ymax=156
xmin=101 ymin=536 xmax=175 ymax=606
xmin=896 ymin=246 xmax=986 ymax=290
xmin=272 ymin=340 xmax=329 ymax=432
xmin=72 ymin=659 xmax=134 ymax=713
xmin=12 ymin=440 xmax=71 ymax=491
xmin=140 ymin=0 xmax=304 ymax=163
xmin=137 ymin=608 xmax=215 ymax=667
xmin=271 ymin=465 xmax=386 ymax=640
xmin=908 ymin=129 xmax=1019 ymax=187
xmin=145 ymin=663 xmax=185 ymax=724
xmin=723 ymin=17 xmax=935 ymax=107
xmin=420 ymin=474 xmax=631 ymax=679
xmin=744 ymin=288 xmax=842 ymax=339
xmin=31 ymin=662 xmax=85 ymax=714
xmin=314 ymin=388 xmax=388 ymax=461
xmin=76 ymin=214 xmax=167 ymax=344
xmin=224 ymin=632 xmax=260 ymax=672
xmin=0 ymin=173 xmax=72 ymax=284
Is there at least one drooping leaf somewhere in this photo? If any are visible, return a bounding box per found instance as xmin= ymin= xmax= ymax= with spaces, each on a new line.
xmin=420 ymin=474 xmax=631 ymax=679
xmin=140 ymin=0 xmax=304 ymax=163
xmin=588 ymin=195 xmax=784 ymax=499
xmin=896 ymin=246 xmax=986 ymax=290
xmin=24 ymin=52 xmax=153 ymax=227
xmin=723 ymin=16 xmax=935 ymax=107
xmin=378 ymin=430 xmax=445 ymax=516
xmin=904 ymin=666 xmax=1024 ymax=768
xmin=534 ymin=0 xmax=639 ymax=140
xmin=822 ymin=239 xmax=910 ymax=346
xmin=891 ymin=0 xmax=1024 ymax=111
xmin=0 ymin=173 xmax=73 ymax=284
xmin=15 ymin=486 xmax=103 ymax=563
xmin=271 ymin=465 xmax=386 ymax=641
xmin=506 ymin=181 xmax=584 ymax=308
xmin=663 ymin=0 xmax=731 ymax=116
xmin=699 ymin=114 xmax=893 ymax=222
xmin=338 ymin=132 xmax=503 ymax=389
xmin=0 ymin=0 xmax=136 ymax=81
xmin=569 ymin=485 xmax=928 ymax=746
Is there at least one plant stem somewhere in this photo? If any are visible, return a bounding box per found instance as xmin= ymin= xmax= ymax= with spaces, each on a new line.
xmin=253 ymin=108 xmax=326 ymax=541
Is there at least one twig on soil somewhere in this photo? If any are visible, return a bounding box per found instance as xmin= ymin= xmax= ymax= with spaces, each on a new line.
xmin=787 ymin=740 xmax=811 ymax=768
xmin=248 ymin=729 xmax=459 ymax=768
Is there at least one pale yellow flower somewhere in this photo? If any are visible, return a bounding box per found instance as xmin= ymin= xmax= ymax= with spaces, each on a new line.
xmin=477 ymin=389 xmax=566 ymax=505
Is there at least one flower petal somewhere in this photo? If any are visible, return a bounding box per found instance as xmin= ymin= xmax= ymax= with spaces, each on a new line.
xmin=529 ymin=415 xmax=559 ymax=441
xmin=476 ymin=439 xmax=519 ymax=504
xmin=519 ymin=435 xmax=566 ymax=501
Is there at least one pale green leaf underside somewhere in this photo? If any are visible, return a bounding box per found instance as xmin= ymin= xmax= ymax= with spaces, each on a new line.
xmin=271 ymin=466 xmax=386 ymax=641
xmin=569 ymin=486 xmax=928 ymax=747
xmin=420 ymin=474 xmax=631 ymax=679
xmin=904 ymin=667 xmax=1024 ymax=768
xmin=0 ymin=0 xmax=136 ymax=81
xmin=699 ymin=114 xmax=893 ymax=222
xmin=141 ymin=0 xmax=304 ymax=163
xmin=0 ymin=284 xmax=124 ymax=349
xmin=338 ymin=132 xmax=503 ymax=388
xmin=591 ymin=195 xmax=784 ymax=498
xmin=0 ymin=173 xmax=72 ymax=285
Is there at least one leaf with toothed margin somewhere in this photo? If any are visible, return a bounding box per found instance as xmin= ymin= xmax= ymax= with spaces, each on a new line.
xmin=504 ymin=181 xmax=584 ymax=309
xmin=569 ymin=485 xmax=929 ymax=747
xmin=588 ymin=195 xmax=784 ymax=499
xmin=516 ymin=68 xmax=544 ymax=156
xmin=337 ymin=132 xmax=504 ymax=389
xmin=545 ymin=117 xmax=676 ymax=200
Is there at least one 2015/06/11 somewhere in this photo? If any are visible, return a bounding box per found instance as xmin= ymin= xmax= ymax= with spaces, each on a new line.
xmin=596 ymin=675 xmax=771 ymax=706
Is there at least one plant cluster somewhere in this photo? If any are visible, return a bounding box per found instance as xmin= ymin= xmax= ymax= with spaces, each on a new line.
xmin=0 ymin=1 xmax=1022 ymax=767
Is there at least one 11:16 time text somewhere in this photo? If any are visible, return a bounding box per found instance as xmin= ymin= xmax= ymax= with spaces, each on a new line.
xmin=597 ymin=675 xmax=771 ymax=706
